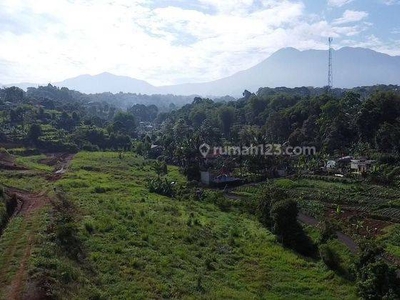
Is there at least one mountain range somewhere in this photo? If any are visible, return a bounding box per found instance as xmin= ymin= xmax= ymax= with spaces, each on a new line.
xmin=3 ymin=47 xmax=400 ymax=97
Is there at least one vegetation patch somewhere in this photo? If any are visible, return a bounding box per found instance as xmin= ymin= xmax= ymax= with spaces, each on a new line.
xmin=26 ymin=152 xmax=357 ymax=299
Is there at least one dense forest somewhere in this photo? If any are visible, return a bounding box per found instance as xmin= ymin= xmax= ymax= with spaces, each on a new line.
xmin=156 ymin=85 xmax=400 ymax=156
xmin=2 ymin=84 xmax=400 ymax=165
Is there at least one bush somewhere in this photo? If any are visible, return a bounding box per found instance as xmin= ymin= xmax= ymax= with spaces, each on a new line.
xmin=203 ymin=191 xmax=232 ymax=211
xmin=274 ymin=179 xmax=297 ymax=189
xmin=319 ymin=221 xmax=338 ymax=244
xmin=319 ymin=244 xmax=340 ymax=270
xmin=257 ymin=186 xmax=287 ymax=228
xmin=270 ymin=199 xmax=298 ymax=236
xmin=38 ymin=140 xmax=79 ymax=153
xmin=270 ymin=198 xmax=316 ymax=256
xmin=214 ymin=195 xmax=233 ymax=212
xmin=82 ymin=143 xmax=100 ymax=152
xmin=181 ymin=163 xmax=200 ymax=181
xmin=147 ymin=177 xmax=175 ymax=198
xmin=50 ymin=193 xmax=84 ymax=260
xmin=354 ymin=242 xmax=400 ymax=299
xmin=369 ymin=165 xmax=400 ymax=186
xmin=357 ymin=261 xmax=400 ymax=300
xmin=152 ymin=160 xmax=168 ymax=176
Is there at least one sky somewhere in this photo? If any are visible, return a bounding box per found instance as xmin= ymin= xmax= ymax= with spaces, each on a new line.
xmin=0 ymin=0 xmax=399 ymax=86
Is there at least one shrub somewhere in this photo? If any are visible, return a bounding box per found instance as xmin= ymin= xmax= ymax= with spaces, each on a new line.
xmin=257 ymin=186 xmax=287 ymax=228
xmin=319 ymin=244 xmax=340 ymax=270
xmin=214 ymin=195 xmax=233 ymax=212
xmin=204 ymin=191 xmax=232 ymax=211
xmin=82 ymin=143 xmax=100 ymax=152
xmin=270 ymin=198 xmax=317 ymax=256
xmin=50 ymin=193 xmax=84 ymax=260
xmin=152 ymin=160 xmax=168 ymax=176
xmin=147 ymin=177 xmax=175 ymax=198
xmin=354 ymin=242 xmax=400 ymax=299
xmin=319 ymin=221 xmax=338 ymax=244
xmin=357 ymin=261 xmax=400 ymax=300
xmin=84 ymin=221 xmax=95 ymax=234
xmin=270 ymin=199 xmax=298 ymax=236
xmin=274 ymin=179 xmax=297 ymax=189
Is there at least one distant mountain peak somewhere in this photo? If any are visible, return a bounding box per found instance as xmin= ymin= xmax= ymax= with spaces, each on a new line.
xmin=5 ymin=47 xmax=400 ymax=96
xmin=279 ymin=47 xmax=300 ymax=52
xmin=53 ymin=72 xmax=156 ymax=94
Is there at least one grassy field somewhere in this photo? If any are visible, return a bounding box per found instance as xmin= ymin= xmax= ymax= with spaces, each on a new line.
xmin=15 ymin=155 xmax=54 ymax=172
xmin=0 ymin=153 xmax=51 ymax=192
xmin=21 ymin=152 xmax=357 ymax=299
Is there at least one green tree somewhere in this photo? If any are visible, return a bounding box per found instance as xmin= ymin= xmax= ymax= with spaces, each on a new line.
xmin=354 ymin=242 xmax=400 ymax=300
xmin=27 ymin=123 xmax=42 ymax=146
xmin=152 ymin=160 xmax=168 ymax=177
xmin=257 ymin=186 xmax=287 ymax=228
xmin=218 ymin=106 xmax=235 ymax=137
xmin=5 ymin=86 xmax=24 ymax=102
xmin=270 ymin=199 xmax=299 ymax=237
xmin=113 ymin=112 xmax=136 ymax=137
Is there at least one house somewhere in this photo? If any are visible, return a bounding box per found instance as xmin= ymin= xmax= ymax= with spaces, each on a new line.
xmin=138 ymin=122 xmax=156 ymax=135
xmin=326 ymin=160 xmax=336 ymax=169
xmin=337 ymin=156 xmax=353 ymax=164
xmin=350 ymin=158 xmax=376 ymax=173
xmin=200 ymin=171 xmax=212 ymax=186
xmin=200 ymin=171 xmax=242 ymax=187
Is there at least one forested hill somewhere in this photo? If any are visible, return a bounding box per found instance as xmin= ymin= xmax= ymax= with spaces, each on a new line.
xmin=155 ymin=84 xmax=400 ymax=178
xmin=1 ymin=83 xmax=400 ymax=158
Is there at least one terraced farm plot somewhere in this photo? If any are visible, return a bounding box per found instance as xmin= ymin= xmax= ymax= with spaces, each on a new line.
xmin=232 ymin=178 xmax=400 ymax=263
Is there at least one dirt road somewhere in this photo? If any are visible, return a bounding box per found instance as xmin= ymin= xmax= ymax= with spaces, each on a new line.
xmin=0 ymin=153 xmax=74 ymax=300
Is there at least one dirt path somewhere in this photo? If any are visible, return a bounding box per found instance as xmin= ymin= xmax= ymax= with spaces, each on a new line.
xmin=0 ymin=153 xmax=28 ymax=171
xmin=45 ymin=153 xmax=75 ymax=181
xmin=8 ymin=236 xmax=33 ymax=299
xmin=0 ymin=153 xmax=75 ymax=300
xmin=298 ymin=212 xmax=359 ymax=254
xmin=297 ymin=212 xmax=319 ymax=226
xmin=5 ymin=189 xmax=50 ymax=217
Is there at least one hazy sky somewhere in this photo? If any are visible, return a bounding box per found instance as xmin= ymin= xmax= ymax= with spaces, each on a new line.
xmin=0 ymin=0 xmax=399 ymax=85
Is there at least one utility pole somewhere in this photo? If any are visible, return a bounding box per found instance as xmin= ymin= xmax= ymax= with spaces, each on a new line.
xmin=328 ymin=37 xmax=333 ymax=90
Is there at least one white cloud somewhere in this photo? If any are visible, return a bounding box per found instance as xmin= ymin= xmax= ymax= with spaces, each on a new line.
xmin=332 ymin=10 xmax=368 ymax=25
xmin=340 ymin=34 xmax=400 ymax=56
xmin=382 ymin=0 xmax=400 ymax=5
xmin=0 ymin=0 xmax=396 ymax=86
xmin=197 ymin=0 xmax=254 ymax=15
xmin=328 ymin=0 xmax=354 ymax=7
xmin=392 ymin=27 xmax=400 ymax=34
